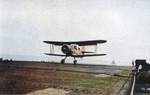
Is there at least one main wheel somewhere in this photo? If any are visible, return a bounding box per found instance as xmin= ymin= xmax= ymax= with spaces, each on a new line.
xmin=73 ymin=60 xmax=77 ymax=65
xmin=61 ymin=59 xmax=65 ymax=64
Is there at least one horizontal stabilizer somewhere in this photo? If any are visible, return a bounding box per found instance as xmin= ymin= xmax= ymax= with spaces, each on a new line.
xmin=82 ymin=51 xmax=94 ymax=53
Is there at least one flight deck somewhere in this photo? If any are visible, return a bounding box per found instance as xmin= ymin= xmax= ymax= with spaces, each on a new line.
xmin=0 ymin=61 xmax=133 ymax=95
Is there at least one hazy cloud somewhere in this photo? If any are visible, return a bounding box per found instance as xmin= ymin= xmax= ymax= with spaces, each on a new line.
xmin=1 ymin=0 xmax=150 ymax=65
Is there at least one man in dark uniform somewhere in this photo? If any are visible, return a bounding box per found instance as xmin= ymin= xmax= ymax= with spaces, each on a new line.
xmin=132 ymin=60 xmax=134 ymax=66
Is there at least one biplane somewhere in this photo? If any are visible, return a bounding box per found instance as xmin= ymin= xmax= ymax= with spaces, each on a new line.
xmin=43 ymin=40 xmax=107 ymax=64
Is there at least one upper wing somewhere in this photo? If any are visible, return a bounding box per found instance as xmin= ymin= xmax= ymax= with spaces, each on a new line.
xmin=43 ymin=40 xmax=107 ymax=46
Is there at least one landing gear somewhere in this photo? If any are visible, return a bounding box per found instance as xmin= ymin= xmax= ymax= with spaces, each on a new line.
xmin=73 ymin=57 xmax=77 ymax=65
xmin=73 ymin=60 xmax=77 ymax=65
xmin=60 ymin=56 xmax=77 ymax=65
xmin=61 ymin=59 xmax=65 ymax=64
xmin=61 ymin=56 xmax=67 ymax=64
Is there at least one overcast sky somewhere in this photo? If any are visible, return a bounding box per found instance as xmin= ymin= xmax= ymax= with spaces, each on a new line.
xmin=0 ymin=0 xmax=150 ymax=65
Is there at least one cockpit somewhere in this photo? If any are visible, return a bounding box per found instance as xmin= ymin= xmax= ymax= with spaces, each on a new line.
xmin=70 ymin=44 xmax=80 ymax=50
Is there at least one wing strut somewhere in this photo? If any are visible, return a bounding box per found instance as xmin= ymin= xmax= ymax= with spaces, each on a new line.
xmin=50 ymin=44 xmax=54 ymax=54
xmin=94 ymin=44 xmax=97 ymax=54
xmin=52 ymin=44 xmax=54 ymax=54
xmin=50 ymin=44 xmax=52 ymax=54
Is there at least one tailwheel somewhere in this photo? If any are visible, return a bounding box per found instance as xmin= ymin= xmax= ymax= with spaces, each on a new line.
xmin=61 ymin=59 xmax=65 ymax=64
xmin=73 ymin=60 xmax=77 ymax=65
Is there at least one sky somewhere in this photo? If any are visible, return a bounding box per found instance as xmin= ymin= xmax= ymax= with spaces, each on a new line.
xmin=0 ymin=0 xmax=150 ymax=65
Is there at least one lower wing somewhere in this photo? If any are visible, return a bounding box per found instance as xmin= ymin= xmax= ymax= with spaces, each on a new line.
xmin=44 ymin=53 xmax=66 ymax=57
xmin=73 ymin=54 xmax=106 ymax=57
xmin=44 ymin=53 xmax=106 ymax=57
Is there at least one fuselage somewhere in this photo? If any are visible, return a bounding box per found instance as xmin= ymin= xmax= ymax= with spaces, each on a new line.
xmin=61 ymin=44 xmax=84 ymax=56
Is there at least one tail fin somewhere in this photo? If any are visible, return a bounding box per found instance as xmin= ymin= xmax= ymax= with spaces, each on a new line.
xmin=81 ymin=46 xmax=85 ymax=51
xmin=81 ymin=46 xmax=94 ymax=54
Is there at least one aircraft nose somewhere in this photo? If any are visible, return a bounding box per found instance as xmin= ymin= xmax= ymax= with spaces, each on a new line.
xmin=61 ymin=45 xmax=70 ymax=54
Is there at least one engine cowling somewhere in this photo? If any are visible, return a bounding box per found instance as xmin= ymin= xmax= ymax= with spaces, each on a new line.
xmin=61 ymin=45 xmax=70 ymax=54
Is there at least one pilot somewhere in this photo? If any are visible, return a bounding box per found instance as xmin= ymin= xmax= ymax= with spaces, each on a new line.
xmin=74 ymin=46 xmax=77 ymax=50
